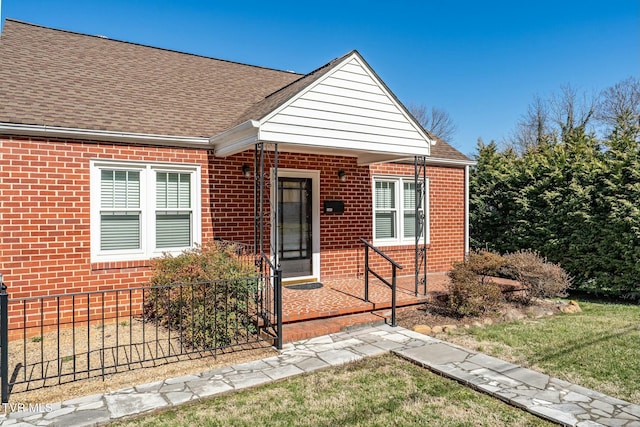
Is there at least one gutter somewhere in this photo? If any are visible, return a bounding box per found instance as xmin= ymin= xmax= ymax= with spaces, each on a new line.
xmin=392 ymin=156 xmax=476 ymax=168
xmin=424 ymin=156 xmax=476 ymax=168
xmin=0 ymin=123 xmax=211 ymax=148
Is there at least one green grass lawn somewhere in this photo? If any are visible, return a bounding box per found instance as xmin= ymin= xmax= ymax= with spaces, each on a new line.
xmin=457 ymin=300 xmax=640 ymax=403
xmin=113 ymin=354 xmax=552 ymax=427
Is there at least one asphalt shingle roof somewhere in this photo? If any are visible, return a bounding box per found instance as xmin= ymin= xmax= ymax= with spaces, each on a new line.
xmin=0 ymin=19 xmax=469 ymax=162
xmin=0 ymin=19 xmax=301 ymax=137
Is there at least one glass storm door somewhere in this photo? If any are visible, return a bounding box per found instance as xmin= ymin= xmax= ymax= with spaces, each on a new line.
xmin=278 ymin=177 xmax=313 ymax=279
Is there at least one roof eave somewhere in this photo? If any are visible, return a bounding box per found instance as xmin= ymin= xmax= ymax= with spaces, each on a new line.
xmin=425 ymin=156 xmax=476 ymax=167
xmin=210 ymin=120 xmax=261 ymax=157
xmin=0 ymin=122 xmax=211 ymax=147
xmin=393 ymin=156 xmax=476 ymax=167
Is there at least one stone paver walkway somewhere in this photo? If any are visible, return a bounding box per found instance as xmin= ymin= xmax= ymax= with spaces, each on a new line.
xmin=1 ymin=324 xmax=638 ymax=426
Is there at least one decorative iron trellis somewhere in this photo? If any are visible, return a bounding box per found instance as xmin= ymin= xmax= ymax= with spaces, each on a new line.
xmin=253 ymin=142 xmax=283 ymax=349
xmin=414 ymin=156 xmax=428 ymax=296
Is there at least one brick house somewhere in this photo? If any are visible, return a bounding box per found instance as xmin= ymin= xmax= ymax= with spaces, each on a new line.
xmin=0 ymin=19 xmax=473 ymax=302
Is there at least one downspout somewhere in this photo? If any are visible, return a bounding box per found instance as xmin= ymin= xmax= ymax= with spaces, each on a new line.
xmin=464 ymin=164 xmax=470 ymax=256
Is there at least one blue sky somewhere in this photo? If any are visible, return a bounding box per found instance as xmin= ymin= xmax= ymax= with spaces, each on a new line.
xmin=1 ymin=1 xmax=638 ymax=156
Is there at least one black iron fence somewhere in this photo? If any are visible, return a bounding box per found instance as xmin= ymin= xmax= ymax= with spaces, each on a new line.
xmin=0 ymin=268 xmax=282 ymax=403
xmin=360 ymin=238 xmax=403 ymax=327
xmin=256 ymin=253 xmax=283 ymax=350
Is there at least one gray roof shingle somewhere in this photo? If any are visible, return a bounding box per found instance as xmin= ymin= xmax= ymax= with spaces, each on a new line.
xmin=0 ymin=19 xmax=470 ymax=162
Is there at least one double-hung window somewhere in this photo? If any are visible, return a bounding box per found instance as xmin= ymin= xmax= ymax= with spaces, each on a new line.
xmin=155 ymin=172 xmax=192 ymax=248
xmin=91 ymin=160 xmax=201 ymax=262
xmin=373 ymin=177 xmax=429 ymax=245
xmin=100 ymin=170 xmax=142 ymax=251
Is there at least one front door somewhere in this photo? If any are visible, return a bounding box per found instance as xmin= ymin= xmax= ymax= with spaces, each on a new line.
xmin=278 ymin=177 xmax=313 ymax=279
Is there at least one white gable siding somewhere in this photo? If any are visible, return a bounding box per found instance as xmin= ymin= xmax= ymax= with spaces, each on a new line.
xmin=259 ymin=56 xmax=431 ymax=157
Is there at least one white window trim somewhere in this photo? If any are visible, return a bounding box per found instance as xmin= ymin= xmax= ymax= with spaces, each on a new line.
xmin=90 ymin=159 xmax=201 ymax=263
xmin=372 ymin=175 xmax=430 ymax=246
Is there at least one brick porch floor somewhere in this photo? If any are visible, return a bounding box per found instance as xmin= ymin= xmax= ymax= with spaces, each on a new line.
xmin=280 ymin=273 xmax=451 ymax=342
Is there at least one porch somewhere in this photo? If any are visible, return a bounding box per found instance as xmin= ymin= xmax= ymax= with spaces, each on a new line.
xmin=280 ymin=273 xmax=451 ymax=343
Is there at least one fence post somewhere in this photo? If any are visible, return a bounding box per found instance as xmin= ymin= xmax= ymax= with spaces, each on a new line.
xmin=390 ymin=266 xmax=397 ymax=327
xmin=1 ymin=274 xmax=9 ymax=403
xmin=274 ymin=267 xmax=283 ymax=350
xmin=364 ymin=245 xmax=369 ymax=302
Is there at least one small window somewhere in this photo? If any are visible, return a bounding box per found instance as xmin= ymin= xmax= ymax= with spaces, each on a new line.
xmin=373 ymin=177 xmax=429 ymax=245
xmin=91 ymin=160 xmax=201 ymax=262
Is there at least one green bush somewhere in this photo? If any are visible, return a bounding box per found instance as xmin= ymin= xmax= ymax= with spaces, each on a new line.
xmin=144 ymin=241 xmax=259 ymax=349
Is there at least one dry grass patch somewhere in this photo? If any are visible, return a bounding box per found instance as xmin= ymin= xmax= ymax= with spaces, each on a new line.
xmin=5 ymin=317 xmax=275 ymax=405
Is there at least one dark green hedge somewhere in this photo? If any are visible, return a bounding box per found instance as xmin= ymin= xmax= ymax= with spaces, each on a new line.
xmin=470 ymin=128 xmax=640 ymax=300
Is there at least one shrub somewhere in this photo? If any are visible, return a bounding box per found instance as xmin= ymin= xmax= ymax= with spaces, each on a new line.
xmin=144 ymin=241 xmax=259 ymax=349
xmin=445 ymin=254 xmax=504 ymax=317
xmin=504 ymin=250 xmax=571 ymax=302
xmin=459 ymin=250 xmax=509 ymax=277
xmin=444 ymin=249 xmax=571 ymax=315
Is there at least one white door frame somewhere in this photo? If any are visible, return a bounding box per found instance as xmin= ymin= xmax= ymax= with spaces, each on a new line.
xmin=272 ymin=168 xmax=321 ymax=281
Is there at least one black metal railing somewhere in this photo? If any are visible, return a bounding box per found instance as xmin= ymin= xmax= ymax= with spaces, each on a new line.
xmin=256 ymin=254 xmax=283 ymax=350
xmin=213 ymin=238 xmax=257 ymax=271
xmin=213 ymin=238 xmax=283 ymax=349
xmin=360 ymin=238 xmax=403 ymax=327
xmin=0 ymin=271 xmax=279 ymax=402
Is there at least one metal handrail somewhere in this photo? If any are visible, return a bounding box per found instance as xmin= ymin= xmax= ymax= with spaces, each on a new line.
xmin=360 ymin=238 xmax=403 ymax=327
xmin=360 ymin=238 xmax=403 ymax=269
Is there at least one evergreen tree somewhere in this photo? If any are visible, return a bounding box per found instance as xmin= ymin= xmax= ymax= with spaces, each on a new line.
xmin=470 ymin=77 xmax=640 ymax=299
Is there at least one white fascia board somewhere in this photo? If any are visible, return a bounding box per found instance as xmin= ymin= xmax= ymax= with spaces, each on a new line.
xmin=0 ymin=122 xmax=210 ymax=147
xmin=257 ymin=140 xmax=427 ymax=165
xmin=390 ymin=156 xmax=477 ymax=168
xmin=210 ymin=120 xmax=260 ymax=157
xmin=424 ymin=157 xmax=477 ymax=167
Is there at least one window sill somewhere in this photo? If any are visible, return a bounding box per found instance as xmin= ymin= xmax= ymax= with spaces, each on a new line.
xmin=372 ymin=241 xmax=429 ymax=248
xmin=91 ymin=259 xmax=151 ymax=271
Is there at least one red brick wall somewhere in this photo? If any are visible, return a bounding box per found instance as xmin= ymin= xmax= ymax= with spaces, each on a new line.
xmin=1 ymin=136 xmax=466 ymax=299
xmin=209 ymin=152 xmax=373 ymax=278
xmin=0 ymin=136 xmax=213 ymax=301
xmin=209 ymin=154 xmax=466 ymax=280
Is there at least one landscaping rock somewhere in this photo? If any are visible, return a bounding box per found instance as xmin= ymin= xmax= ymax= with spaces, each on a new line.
xmin=526 ymin=305 xmax=550 ymax=318
xmin=431 ymin=325 xmax=443 ymax=334
xmin=443 ymin=325 xmax=457 ymax=333
xmin=503 ymin=308 xmax=525 ymax=322
xmin=560 ymin=300 xmax=582 ymax=314
xmin=413 ymin=325 xmax=432 ymax=335
xmin=483 ymin=318 xmax=493 ymax=326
